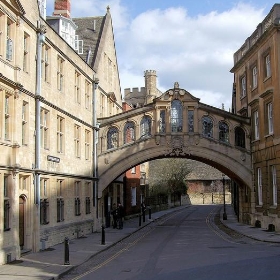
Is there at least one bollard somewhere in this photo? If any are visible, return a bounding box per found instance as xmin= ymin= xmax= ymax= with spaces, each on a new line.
xmin=139 ymin=213 xmax=142 ymax=227
xmin=64 ymin=237 xmax=70 ymax=265
xmin=101 ymin=225 xmax=105 ymax=245
xmin=149 ymin=207 xmax=151 ymax=220
xmin=142 ymin=209 xmax=145 ymax=223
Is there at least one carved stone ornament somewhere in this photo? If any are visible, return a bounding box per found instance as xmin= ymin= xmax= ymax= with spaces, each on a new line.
xmin=165 ymin=136 xmax=190 ymax=156
xmin=168 ymin=88 xmax=185 ymax=99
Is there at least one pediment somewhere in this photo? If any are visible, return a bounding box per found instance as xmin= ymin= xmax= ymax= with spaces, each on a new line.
xmin=156 ymin=82 xmax=200 ymax=103
xmin=1 ymin=0 xmax=25 ymax=15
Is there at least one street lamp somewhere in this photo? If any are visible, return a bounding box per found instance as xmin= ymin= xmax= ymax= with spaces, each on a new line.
xmin=222 ymin=174 xmax=227 ymax=220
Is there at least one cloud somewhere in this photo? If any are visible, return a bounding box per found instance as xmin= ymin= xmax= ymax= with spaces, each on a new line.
xmin=115 ymin=3 xmax=265 ymax=109
xmin=46 ymin=1 xmax=266 ymax=110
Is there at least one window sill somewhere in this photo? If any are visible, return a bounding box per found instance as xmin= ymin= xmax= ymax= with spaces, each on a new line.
xmin=264 ymin=133 xmax=274 ymax=138
xmin=263 ymin=75 xmax=271 ymax=83
xmin=251 ymin=86 xmax=257 ymax=92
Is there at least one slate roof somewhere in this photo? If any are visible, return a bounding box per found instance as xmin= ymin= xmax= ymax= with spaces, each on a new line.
xmin=73 ymin=6 xmax=113 ymax=72
xmin=72 ymin=15 xmax=105 ymax=71
xmin=185 ymin=161 xmax=226 ymax=181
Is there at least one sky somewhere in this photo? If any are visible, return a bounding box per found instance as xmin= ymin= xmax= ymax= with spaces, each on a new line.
xmin=46 ymin=0 xmax=278 ymax=110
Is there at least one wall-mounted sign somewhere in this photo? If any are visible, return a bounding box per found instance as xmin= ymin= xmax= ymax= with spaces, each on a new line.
xmin=47 ymin=155 xmax=60 ymax=163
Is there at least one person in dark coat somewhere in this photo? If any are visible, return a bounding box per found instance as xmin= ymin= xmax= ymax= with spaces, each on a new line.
xmin=111 ymin=203 xmax=118 ymax=228
xmin=117 ymin=203 xmax=124 ymax=229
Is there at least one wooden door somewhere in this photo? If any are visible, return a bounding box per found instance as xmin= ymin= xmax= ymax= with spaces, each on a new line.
xmin=19 ymin=197 xmax=25 ymax=248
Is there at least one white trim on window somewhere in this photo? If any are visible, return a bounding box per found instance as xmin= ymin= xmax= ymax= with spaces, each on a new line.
xmin=267 ymin=102 xmax=273 ymax=135
xmin=257 ymin=167 xmax=263 ymax=206
xmin=272 ymin=165 xmax=277 ymax=206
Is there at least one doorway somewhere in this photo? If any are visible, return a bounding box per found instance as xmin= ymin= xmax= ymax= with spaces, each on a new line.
xmin=19 ymin=196 xmax=26 ymax=249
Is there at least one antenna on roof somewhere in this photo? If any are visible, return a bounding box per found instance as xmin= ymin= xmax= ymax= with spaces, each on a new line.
xmin=93 ymin=19 xmax=96 ymax=31
xmin=86 ymin=47 xmax=91 ymax=64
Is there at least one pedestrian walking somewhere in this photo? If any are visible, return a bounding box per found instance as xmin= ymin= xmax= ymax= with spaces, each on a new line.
xmin=117 ymin=203 xmax=124 ymax=229
xmin=111 ymin=203 xmax=118 ymax=229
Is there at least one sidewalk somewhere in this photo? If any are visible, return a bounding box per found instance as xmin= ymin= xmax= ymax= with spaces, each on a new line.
xmin=0 ymin=207 xmax=182 ymax=280
xmin=0 ymin=205 xmax=280 ymax=280
xmin=221 ymin=205 xmax=280 ymax=243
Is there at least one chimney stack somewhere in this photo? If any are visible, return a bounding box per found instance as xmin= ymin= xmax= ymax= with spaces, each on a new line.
xmin=53 ymin=0 xmax=71 ymax=18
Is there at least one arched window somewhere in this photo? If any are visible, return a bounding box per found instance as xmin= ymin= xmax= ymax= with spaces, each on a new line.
xmin=235 ymin=126 xmax=245 ymax=148
xmin=124 ymin=121 xmax=135 ymax=144
xmin=107 ymin=127 xmax=118 ymax=149
xmin=202 ymin=116 xmax=213 ymax=138
xmin=140 ymin=116 xmax=152 ymax=137
xmin=219 ymin=121 xmax=229 ymax=143
xmin=171 ymin=100 xmax=183 ymax=132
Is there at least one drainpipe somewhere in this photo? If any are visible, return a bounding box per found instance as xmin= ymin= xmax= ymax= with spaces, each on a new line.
xmin=92 ymin=77 xmax=99 ymax=222
xmin=34 ymin=21 xmax=45 ymax=251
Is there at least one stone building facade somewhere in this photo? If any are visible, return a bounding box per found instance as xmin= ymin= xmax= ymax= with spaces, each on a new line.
xmin=0 ymin=0 xmax=122 ymax=264
xmin=231 ymin=4 xmax=280 ymax=230
xmin=185 ymin=162 xmax=231 ymax=205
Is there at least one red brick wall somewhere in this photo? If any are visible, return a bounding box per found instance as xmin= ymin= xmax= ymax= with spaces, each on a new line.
xmin=53 ymin=0 xmax=71 ymax=18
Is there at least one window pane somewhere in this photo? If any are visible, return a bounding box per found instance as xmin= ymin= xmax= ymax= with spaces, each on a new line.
xmin=171 ymin=100 xmax=183 ymax=132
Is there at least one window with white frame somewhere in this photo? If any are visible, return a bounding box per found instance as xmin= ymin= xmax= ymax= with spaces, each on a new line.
xmin=6 ymin=18 xmax=13 ymax=61
xmin=240 ymin=76 xmax=246 ymax=98
xmin=265 ymin=54 xmax=271 ymax=78
xmin=74 ymin=124 xmax=81 ymax=157
xmin=257 ymin=167 xmax=263 ymax=206
xmin=4 ymin=94 xmax=11 ymax=140
xmin=41 ymin=44 xmax=50 ymax=82
xmin=57 ymin=116 xmax=64 ymax=153
xmin=0 ymin=12 xmax=4 ymax=56
xmin=75 ymin=71 xmax=81 ymax=104
xmin=40 ymin=108 xmax=49 ymax=149
xmin=57 ymin=56 xmax=64 ymax=91
xmin=272 ymin=165 xmax=277 ymax=206
xmin=74 ymin=35 xmax=83 ymax=54
xmin=267 ymin=102 xmax=273 ymax=135
xmin=85 ymin=80 xmax=91 ymax=110
xmin=253 ymin=111 xmax=259 ymax=140
xmin=40 ymin=178 xmax=48 ymax=198
xmin=23 ymin=32 xmax=30 ymax=73
xmin=131 ymin=167 xmax=136 ymax=174
xmin=22 ymin=101 xmax=28 ymax=145
xmin=85 ymin=129 xmax=90 ymax=160
xmin=252 ymin=66 xmax=257 ymax=88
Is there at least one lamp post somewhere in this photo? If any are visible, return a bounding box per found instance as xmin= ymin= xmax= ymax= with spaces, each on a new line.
xmin=222 ymin=174 xmax=227 ymax=220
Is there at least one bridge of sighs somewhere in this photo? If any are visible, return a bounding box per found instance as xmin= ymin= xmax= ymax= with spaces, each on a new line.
xmin=97 ymin=83 xmax=251 ymax=198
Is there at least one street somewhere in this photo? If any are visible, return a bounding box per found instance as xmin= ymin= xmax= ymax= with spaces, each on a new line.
xmin=61 ymin=205 xmax=280 ymax=280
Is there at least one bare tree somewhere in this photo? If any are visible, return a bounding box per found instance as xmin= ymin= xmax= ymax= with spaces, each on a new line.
xmin=149 ymin=158 xmax=191 ymax=203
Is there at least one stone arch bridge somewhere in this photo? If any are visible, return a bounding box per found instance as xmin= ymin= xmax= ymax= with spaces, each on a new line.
xmin=97 ymin=84 xmax=251 ymax=198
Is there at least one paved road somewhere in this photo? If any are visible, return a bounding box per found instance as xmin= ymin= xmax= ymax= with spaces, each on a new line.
xmin=60 ymin=205 xmax=280 ymax=280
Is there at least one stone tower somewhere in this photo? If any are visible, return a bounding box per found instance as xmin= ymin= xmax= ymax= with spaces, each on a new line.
xmin=53 ymin=0 xmax=71 ymax=18
xmin=144 ymin=70 xmax=157 ymax=104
